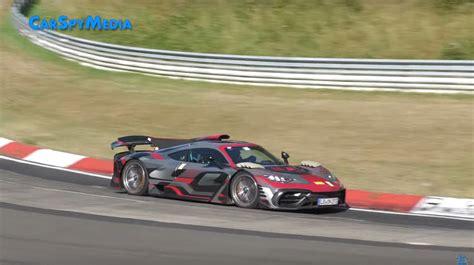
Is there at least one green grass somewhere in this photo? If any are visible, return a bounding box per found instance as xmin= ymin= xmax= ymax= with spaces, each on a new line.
xmin=1 ymin=4 xmax=473 ymax=198
xmin=26 ymin=0 xmax=474 ymax=59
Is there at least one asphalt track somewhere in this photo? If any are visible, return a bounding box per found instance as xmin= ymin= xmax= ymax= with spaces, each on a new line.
xmin=0 ymin=157 xmax=473 ymax=265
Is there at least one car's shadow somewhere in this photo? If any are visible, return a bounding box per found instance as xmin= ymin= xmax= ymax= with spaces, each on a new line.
xmin=260 ymin=205 xmax=350 ymax=215
xmin=114 ymin=189 xmax=350 ymax=216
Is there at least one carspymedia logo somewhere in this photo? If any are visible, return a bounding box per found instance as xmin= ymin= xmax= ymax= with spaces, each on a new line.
xmin=458 ymin=255 xmax=469 ymax=265
xmin=29 ymin=15 xmax=132 ymax=31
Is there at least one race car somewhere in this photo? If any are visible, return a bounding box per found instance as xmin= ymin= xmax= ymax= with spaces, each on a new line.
xmin=110 ymin=134 xmax=346 ymax=210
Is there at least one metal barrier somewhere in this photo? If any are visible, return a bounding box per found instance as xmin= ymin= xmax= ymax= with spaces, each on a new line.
xmin=11 ymin=0 xmax=474 ymax=93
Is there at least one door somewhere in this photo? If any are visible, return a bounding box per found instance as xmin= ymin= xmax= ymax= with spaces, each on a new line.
xmin=173 ymin=148 xmax=230 ymax=198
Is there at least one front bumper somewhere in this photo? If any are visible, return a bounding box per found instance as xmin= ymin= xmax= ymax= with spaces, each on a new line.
xmin=260 ymin=188 xmax=346 ymax=210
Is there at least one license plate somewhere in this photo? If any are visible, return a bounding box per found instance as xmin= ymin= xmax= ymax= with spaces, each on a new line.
xmin=317 ymin=197 xmax=339 ymax=206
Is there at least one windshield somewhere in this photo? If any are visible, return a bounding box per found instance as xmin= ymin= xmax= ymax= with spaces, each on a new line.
xmin=225 ymin=146 xmax=283 ymax=165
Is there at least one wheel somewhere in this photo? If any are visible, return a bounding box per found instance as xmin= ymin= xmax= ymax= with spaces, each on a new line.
xmin=230 ymin=172 xmax=259 ymax=208
xmin=122 ymin=160 xmax=148 ymax=196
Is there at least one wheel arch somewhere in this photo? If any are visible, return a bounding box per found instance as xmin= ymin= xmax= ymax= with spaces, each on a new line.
xmin=121 ymin=158 xmax=149 ymax=196
xmin=227 ymin=169 xmax=254 ymax=195
xmin=228 ymin=170 xmax=260 ymax=208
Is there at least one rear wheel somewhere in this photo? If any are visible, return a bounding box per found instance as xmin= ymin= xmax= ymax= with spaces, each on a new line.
xmin=230 ymin=172 xmax=259 ymax=208
xmin=122 ymin=160 xmax=148 ymax=196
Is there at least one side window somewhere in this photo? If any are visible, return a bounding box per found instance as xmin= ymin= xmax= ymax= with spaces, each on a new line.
xmin=168 ymin=150 xmax=188 ymax=161
xmin=188 ymin=148 xmax=228 ymax=165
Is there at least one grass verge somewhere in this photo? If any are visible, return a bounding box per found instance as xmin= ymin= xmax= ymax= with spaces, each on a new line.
xmin=27 ymin=0 xmax=474 ymax=59
xmin=1 ymin=3 xmax=473 ymax=197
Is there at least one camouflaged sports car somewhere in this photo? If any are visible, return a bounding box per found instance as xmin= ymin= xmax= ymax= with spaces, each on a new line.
xmin=111 ymin=134 xmax=346 ymax=210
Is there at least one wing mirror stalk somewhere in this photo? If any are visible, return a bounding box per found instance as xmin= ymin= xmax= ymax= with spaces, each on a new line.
xmin=281 ymin=151 xmax=290 ymax=165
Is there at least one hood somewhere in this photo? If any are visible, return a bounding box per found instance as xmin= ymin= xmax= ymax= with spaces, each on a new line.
xmin=245 ymin=164 xmax=343 ymax=192
xmin=264 ymin=165 xmax=310 ymax=175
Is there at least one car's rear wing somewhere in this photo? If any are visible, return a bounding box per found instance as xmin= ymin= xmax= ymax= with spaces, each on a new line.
xmin=111 ymin=135 xmax=156 ymax=151
xmin=111 ymin=134 xmax=230 ymax=152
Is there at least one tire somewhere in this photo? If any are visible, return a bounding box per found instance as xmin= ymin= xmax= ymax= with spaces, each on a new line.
xmin=122 ymin=160 xmax=149 ymax=196
xmin=230 ymin=172 xmax=259 ymax=208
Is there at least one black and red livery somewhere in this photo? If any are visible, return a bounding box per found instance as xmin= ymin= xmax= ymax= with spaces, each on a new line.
xmin=111 ymin=134 xmax=346 ymax=210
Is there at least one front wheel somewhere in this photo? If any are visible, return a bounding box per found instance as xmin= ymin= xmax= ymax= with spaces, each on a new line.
xmin=122 ymin=160 xmax=148 ymax=196
xmin=230 ymin=172 xmax=259 ymax=208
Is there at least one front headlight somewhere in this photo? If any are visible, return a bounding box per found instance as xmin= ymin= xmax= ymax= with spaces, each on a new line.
xmin=327 ymin=174 xmax=337 ymax=181
xmin=264 ymin=174 xmax=294 ymax=183
xmin=328 ymin=175 xmax=345 ymax=189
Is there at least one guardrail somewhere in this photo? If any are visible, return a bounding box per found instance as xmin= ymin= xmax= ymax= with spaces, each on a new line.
xmin=11 ymin=0 xmax=474 ymax=93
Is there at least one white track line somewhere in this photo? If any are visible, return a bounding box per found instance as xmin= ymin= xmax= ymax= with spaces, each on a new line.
xmin=404 ymin=242 xmax=434 ymax=246
xmin=0 ymin=155 xmax=112 ymax=179
xmin=0 ymin=179 xmax=144 ymax=203
xmin=349 ymin=207 xmax=473 ymax=222
xmin=1 ymin=155 xmax=473 ymax=221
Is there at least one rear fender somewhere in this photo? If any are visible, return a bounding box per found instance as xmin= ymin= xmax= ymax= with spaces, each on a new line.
xmin=111 ymin=151 xmax=150 ymax=188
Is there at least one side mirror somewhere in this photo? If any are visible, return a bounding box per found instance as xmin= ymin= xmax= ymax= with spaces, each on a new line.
xmin=281 ymin=151 xmax=290 ymax=165
xmin=208 ymin=156 xmax=224 ymax=169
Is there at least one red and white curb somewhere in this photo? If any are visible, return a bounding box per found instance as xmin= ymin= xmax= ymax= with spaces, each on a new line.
xmin=0 ymin=137 xmax=472 ymax=220
xmin=0 ymin=138 xmax=112 ymax=174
